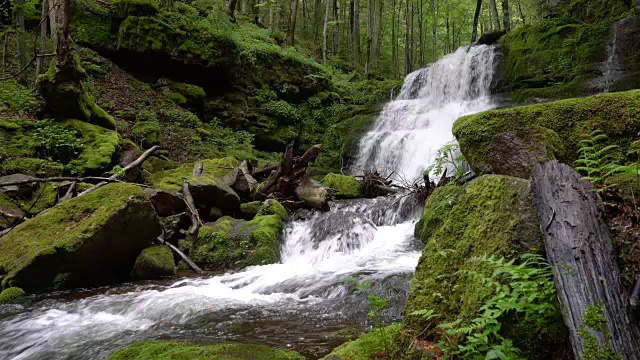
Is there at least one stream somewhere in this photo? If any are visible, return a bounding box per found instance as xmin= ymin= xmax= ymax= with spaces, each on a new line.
xmin=0 ymin=44 xmax=498 ymax=360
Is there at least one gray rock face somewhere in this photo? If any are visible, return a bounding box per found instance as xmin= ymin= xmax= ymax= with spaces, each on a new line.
xmin=0 ymin=203 xmax=25 ymax=230
xmin=486 ymin=129 xmax=562 ymax=178
xmin=188 ymin=176 xmax=241 ymax=216
xmin=160 ymin=212 xmax=190 ymax=243
xmin=0 ymin=174 xmax=38 ymax=198
xmin=222 ymin=161 xmax=258 ymax=200
xmin=295 ymin=178 xmax=330 ymax=211
xmin=144 ymin=188 xmax=186 ymax=217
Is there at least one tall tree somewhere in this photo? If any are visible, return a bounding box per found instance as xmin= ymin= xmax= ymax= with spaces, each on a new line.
xmin=15 ymin=0 xmax=27 ymax=83
xmin=502 ymin=0 xmax=510 ymax=32
xmin=353 ymin=0 xmax=361 ymax=65
xmin=36 ymin=0 xmax=49 ymax=79
xmin=323 ymin=0 xmax=331 ymax=63
xmin=431 ymin=0 xmax=436 ymax=61
xmin=404 ymin=0 xmax=410 ymax=73
xmin=488 ymin=0 xmax=501 ymax=30
xmin=229 ymin=0 xmax=239 ymax=21
xmin=471 ymin=0 xmax=482 ymax=43
xmin=288 ymin=0 xmax=300 ymax=44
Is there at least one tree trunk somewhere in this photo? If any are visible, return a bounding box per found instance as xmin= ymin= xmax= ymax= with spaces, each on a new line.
xmin=391 ymin=0 xmax=396 ymax=76
xmin=531 ymin=161 xmax=640 ymax=360
xmin=288 ymin=0 xmax=299 ymax=44
xmin=367 ymin=0 xmax=377 ymax=71
xmin=323 ymin=0 xmax=331 ymax=63
xmin=404 ymin=0 xmax=410 ymax=74
xmin=353 ymin=0 xmax=360 ymax=65
xmin=314 ymin=0 xmax=322 ymax=43
xmin=502 ymin=0 xmax=510 ymax=32
xmin=418 ymin=0 xmax=423 ymax=66
xmin=15 ymin=0 xmax=27 ymax=83
xmin=332 ymin=0 xmax=339 ymax=54
xmin=431 ymin=0 xmax=436 ymax=62
xmin=2 ymin=32 xmax=7 ymax=78
xmin=471 ymin=0 xmax=482 ymax=43
xmin=229 ymin=0 xmax=239 ymax=20
xmin=36 ymin=0 xmax=49 ymax=79
xmin=515 ymin=0 xmax=525 ymax=25
xmin=488 ymin=0 xmax=501 ymax=30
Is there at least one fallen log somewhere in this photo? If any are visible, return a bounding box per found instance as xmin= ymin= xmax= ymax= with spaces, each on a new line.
xmin=57 ymin=181 xmax=76 ymax=204
xmin=192 ymin=161 xmax=203 ymax=177
xmin=531 ymin=161 xmax=640 ymax=360
xmin=251 ymin=164 xmax=278 ymax=178
xmin=155 ymin=237 xmax=203 ymax=274
xmin=77 ymin=145 xmax=159 ymax=197
xmin=262 ymin=143 xmax=294 ymax=195
xmin=182 ymin=180 xmax=201 ymax=236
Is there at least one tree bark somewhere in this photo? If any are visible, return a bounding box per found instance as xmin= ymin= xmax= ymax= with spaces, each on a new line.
xmin=36 ymin=0 xmax=49 ymax=79
xmin=502 ymin=0 xmax=510 ymax=33
xmin=15 ymin=0 xmax=27 ymax=83
xmin=431 ymin=0 xmax=436 ymax=62
xmin=488 ymin=0 xmax=501 ymax=31
xmin=471 ymin=0 xmax=482 ymax=43
xmin=229 ymin=0 xmax=239 ymax=20
xmin=531 ymin=161 xmax=640 ymax=360
xmin=155 ymin=237 xmax=203 ymax=273
xmin=323 ymin=0 xmax=331 ymax=63
xmin=353 ymin=0 xmax=360 ymax=65
xmin=2 ymin=33 xmax=7 ymax=78
xmin=514 ymin=0 xmax=525 ymax=25
xmin=288 ymin=0 xmax=299 ymax=44
xmin=332 ymin=0 xmax=339 ymax=54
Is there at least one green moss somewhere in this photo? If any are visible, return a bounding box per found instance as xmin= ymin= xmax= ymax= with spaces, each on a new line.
xmin=578 ymin=303 xmax=621 ymax=360
xmin=256 ymin=199 xmax=288 ymax=221
xmin=132 ymin=120 xmax=161 ymax=148
xmin=240 ymin=201 xmax=262 ymax=219
xmin=148 ymin=157 xmax=240 ymax=191
xmin=71 ymin=0 xmax=115 ymax=50
xmin=323 ymin=324 xmax=402 ymax=360
xmin=107 ymin=341 xmax=303 ymax=360
xmin=0 ymin=158 xmax=64 ymax=177
xmin=0 ymin=183 xmax=151 ymax=290
xmin=63 ymin=120 xmax=120 ymax=176
xmin=404 ymin=176 xmax=548 ymax=346
xmin=0 ymin=80 xmax=37 ymax=114
xmin=131 ymin=245 xmax=176 ymax=280
xmin=192 ymin=214 xmax=283 ymax=270
xmin=167 ymin=92 xmax=187 ymax=106
xmin=112 ymin=0 xmax=158 ymax=18
xmin=170 ymin=83 xmax=206 ymax=106
xmin=321 ymin=173 xmax=361 ymax=199
xmin=0 ymin=287 xmax=25 ymax=304
xmin=454 ymin=90 xmax=640 ymax=176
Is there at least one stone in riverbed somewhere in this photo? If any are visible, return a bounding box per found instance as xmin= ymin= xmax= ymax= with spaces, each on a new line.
xmin=295 ymin=178 xmax=330 ymax=211
xmin=188 ymin=176 xmax=241 ymax=216
xmin=0 ymin=183 xmax=162 ymax=292
xmin=321 ymin=173 xmax=361 ymax=199
xmin=131 ymin=245 xmax=176 ymax=280
xmin=0 ymin=287 xmax=25 ymax=304
xmin=144 ymin=188 xmax=186 ymax=217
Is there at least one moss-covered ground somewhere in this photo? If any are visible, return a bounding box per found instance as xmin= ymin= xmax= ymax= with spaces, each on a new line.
xmin=107 ymin=341 xmax=303 ymax=360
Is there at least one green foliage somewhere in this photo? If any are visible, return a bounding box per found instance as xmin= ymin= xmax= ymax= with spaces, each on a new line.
xmin=31 ymin=120 xmax=83 ymax=163
xmin=0 ymin=80 xmax=37 ymax=114
xmin=322 ymin=173 xmax=362 ymax=199
xmin=436 ymin=254 xmax=559 ymax=360
xmin=425 ymin=142 xmax=468 ymax=181
xmin=107 ymin=341 xmax=304 ymax=360
xmin=0 ymin=287 xmax=25 ymax=304
xmin=578 ymin=303 xmax=621 ymax=360
xmin=132 ymin=119 xmax=162 ymax=148
xmin=262 ymin=100 xmax=300 ymax=124
xmin=574 ymin=129 xmax=621 ymax=193
xmin=157 ymin=107 xmax=201 ymax=128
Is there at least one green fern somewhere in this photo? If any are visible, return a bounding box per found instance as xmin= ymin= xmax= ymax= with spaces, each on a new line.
xmin=574 ymin=129 xmax=621 ymax=193
xmin=436 ymin=254 xmax=558 ymax=360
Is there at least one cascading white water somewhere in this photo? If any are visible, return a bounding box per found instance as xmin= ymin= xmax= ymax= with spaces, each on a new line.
xmin=0 ymin=44 xmax=498 ymax=360
xmin=599 ymin=19 xmax=626 ymax=93
xmin=354 ymin=45 xmax=498 ymax=180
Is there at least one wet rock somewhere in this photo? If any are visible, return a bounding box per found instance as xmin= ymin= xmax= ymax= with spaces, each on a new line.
xmin=0 ymin=287 xmax=25 ymax=304
xmin=131 ymin=245 xmax=176 ymax=280
xmin=188 ymin=176 xmax=241 ymax=217
xmin=321 ymin=173 xmax=361 ymax=199
xmin=222 ymin=161 xmax=258 ymax=201
xmin=310 ymin=211 xmax=376 ymax=251
xmin=476 ymin=30 xmax=506 ymax=45
xmin=295 ymin=178 xmax=330 ymax=211
xmin=160 ymin=212 xmax=190 ymax=243
xmin=0 ymin=183 xmax=162 ymax=292
xmin=144 ymin=188 xmax=186 ymax=217
xmin=257 ymin=199 xmax=289 ymax=221
xmin=239 ymin=201 xmax=262 ymax=220
xmin=0 ymin=174 xmax=37 ymax=198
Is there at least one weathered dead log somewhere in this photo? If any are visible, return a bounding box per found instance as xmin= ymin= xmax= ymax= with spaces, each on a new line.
xmin=182 ymin=180 xmax=201 ymax=236
xmin=57 ymin=181 xmax=76 ymax=203
xmin=155 ymin=237 xmax=202 ymax=274
xmin=192 ymin=161 xmax=203 ymax=177
xmin=531 ymin=161 xmax=640 ymax=360
xmin=295 ymin=144 xmax=322 ymax=169
xmin=251 ymin=164 xmax=278 ymax=178
xmin=77 ymin=145 xmax=159 ymax=197
xmin=262 ymin=143 xmax=294 ymax=195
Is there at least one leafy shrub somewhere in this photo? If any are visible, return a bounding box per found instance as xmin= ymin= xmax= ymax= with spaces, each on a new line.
xmin=262 ymin=100 xmax=300 ymax=124
xmin=0 ymin=80 xmax=37 ymax=114
xmin=158 ymin=107 xmax=202 ymax=128
xmin=136 ymin=110 xmax=159 ymax=123
xmin=31 ymin=120 xmax=82 ymax=163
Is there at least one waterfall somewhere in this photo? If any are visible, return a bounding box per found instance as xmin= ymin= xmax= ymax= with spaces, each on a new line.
xmin=0 ymin=45 xmax=499 ymax=360
xmin=354 ymin=45 xmax=498 ymax=180
xmin=599 ymin=20 xmax=624 ymax=93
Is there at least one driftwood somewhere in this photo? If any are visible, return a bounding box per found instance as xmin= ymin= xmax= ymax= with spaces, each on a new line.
xmin=251 ymin=164 xmax=278 ymax=178
xmin=77 ymin=145 xmax=159 ymax=197
xmin=155 ymin=237 xmax=203 ymax=274
xmin=57 ymin=181 xmax=76 ymax=203
xmin=531 ymin=161 xmax=640 ymax=360
xmin=261 ymin=143 xmax=323 ymax=198
xmin=192 ymin=161 xmax=203 ymax=177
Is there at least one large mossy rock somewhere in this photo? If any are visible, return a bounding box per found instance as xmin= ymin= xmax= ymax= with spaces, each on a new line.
xmin=0 ymin=183 xmax=161 ymax=292
xmin=322 ymin=324 xmax=403 ymax=360
xmin=0 ymin=287 xmax=25 ymax=304
xmin=131 ymin=245 xmax=176 ymax=280
xmin=191 ymin=213 xmax=284 ymax=270
xmin=148 ymin=157 xmax=240 ymax=191
xmin=453 ymin=90 xmax=640 ymax=178
xmin=405 ymin=176 xmax=567 ymax=359
xmin=321 ymin=173 xmax=361 ymax=199
xmin=107 ymin=340 xmax=303 ymax=360
xmin=188 ymin=176 xmax=241 ymax=216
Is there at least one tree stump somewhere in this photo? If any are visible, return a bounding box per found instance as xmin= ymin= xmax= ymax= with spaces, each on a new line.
xmin=531 ymin=161 xmax=640 ymax=360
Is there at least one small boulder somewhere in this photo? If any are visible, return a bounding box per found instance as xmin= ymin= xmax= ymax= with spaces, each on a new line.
xmin=0 ymin=287 xmax=25 ymax=304
xmin=257 ymin=199 xmax=289 ymax=221
xmin=131 ymin=245 xmax=176 ymax=280
xmin=0 ymin=196 xmax=25 ymax=230
xmin=295 ymin=178 xmax=330 ymax=211
xmin=160 ymin=212 xmax=190 ymax=243
xmin=188 ymin=176 xmax=241 ymax=216
xmin=222 ymin=161 xmax=258 ymax=200
xmin=0 ymin=174 xmax=37 ymax=198
xmin=476 ymin=30 xmax=506 ymax=45
xmin=144 ymin=188 xmax=186 ymax=217
xmin=321 ymin=173 xmax=362 ymax=199
xmin=0 ymin=183 xmax=162 ymax=292
xmin=240 ymin=201 xmax=262 ymax=220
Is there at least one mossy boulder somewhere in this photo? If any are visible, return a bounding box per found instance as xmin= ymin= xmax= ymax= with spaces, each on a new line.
xmin=239 ymin=201 xmax=262 ymax=220
xmin=0 ymin=287 xmax=25 ymax=304
xmin=453 ymin=90 xmax=640 ymax=178
xmin=112 ymin=0 xmax=159 ymax=19
xmin=143 ymin=188 xmax=185 ymax=217
xmin=132 ymin=119 xmax=161 ymax=148
xmin=107 ymin=341 xmax=303 ymax=360
xmin=404 ymin=176 xmax=566 ymax=359
xmin=37 ymin=54 xmax=116 ymax=130
xmin=0 ymin=200 xmax=24 ymax=230
xmin=256 ymin=199 xmax=288 ymax=221
xmin=131 ymin=245 xmax=176 ymax=280
xmin=192 ymin=214 xmax=284 ymax=270
xmin=322 ymin=324 xmax=402 ymax=360
xmin=148 ymin=157 xmax=240 ymax=191
xmin=188 ymin=176 xmax=241 ymax=216
xmin=0 ymin=183 xmax=162 ymax=292
xmin=63 ymin=120 xmax=120 ymax=176
xmin=321 ymin=173 xmax=361 ymax=199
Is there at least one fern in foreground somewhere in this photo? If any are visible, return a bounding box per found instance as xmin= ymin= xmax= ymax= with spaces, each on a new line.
xmin=574 ymin=129 xmax=621 ymax=193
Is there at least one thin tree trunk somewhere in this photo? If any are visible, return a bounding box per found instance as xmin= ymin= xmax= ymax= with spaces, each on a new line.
xmin=353 ymin=0 xmax=360 ymax=65
xmin=502 ymin=0 xmax=510 ymax=32
xmin=431 ymin=0 xmax=436 ymax=62
xmin=314 ymin=0 xmax=322 ymax=42
xmin=367 ymin=0 xmax=377 ymax=71
xmin=229 ymin=0 xmax=239 ymax=20
xmin=418 ymin=0 xmax=423 ymax=66
xmin=333 ymin=0 xmax=339 ymax=54
xmin=488 ymin=0 xmax=501 ymax=30
xmin=275 ymin=0 xmax=281 ymax=27
xmin=323 ymin=0 xmax=331 ymax=63
xmin=391 ymin=0 xmax=396 ymax=76
xmin=36 ymin=0 xmax=48 ymax=79
xmin=376 ymin=0 xmax=383 ymax=63
xmin=15 ymin=0 xmax=27 ymax=83
xmin=269 ymin=0 xmax=274 ymax=26
xmin=404 ymin=0 xmax=410 ymax=74
xmin=288 ymin=0 xmax=299 ymax=44
xmin=2 ymin=33 xmax=7 ymax=78
xmin=471 ymin=0 xmax=482 ymax=43
xmin=445 ymin=0 xmax=450 ymax=53
xmin=515 ymin=0 xmax=525 ymax=25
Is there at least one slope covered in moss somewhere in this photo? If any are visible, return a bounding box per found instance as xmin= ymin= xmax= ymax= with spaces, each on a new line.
xmin=107 ymin=341 xmax=303 ymax=360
